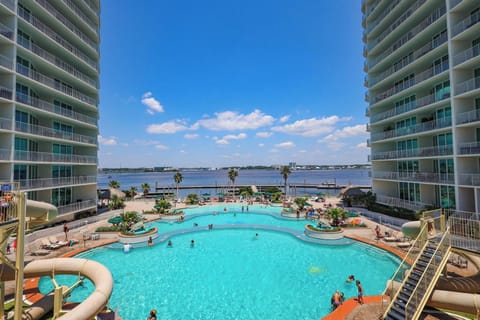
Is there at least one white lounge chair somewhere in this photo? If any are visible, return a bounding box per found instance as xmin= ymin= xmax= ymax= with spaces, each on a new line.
xmin=31 ymin=247 xmax=51 ymax=256
xmin=41 ymin=238 xmax=62 ymax=250
xmin=49 ymin=236 xmax=68 ymax=247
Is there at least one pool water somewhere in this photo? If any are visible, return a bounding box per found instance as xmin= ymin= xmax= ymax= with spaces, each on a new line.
xmin=39 ymin=229 xmax=399 ymax=320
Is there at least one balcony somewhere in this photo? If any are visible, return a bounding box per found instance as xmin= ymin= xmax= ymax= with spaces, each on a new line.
xmin=375 ymin=194 xmax=431 ymax=211
xmin=82 ymin=0 xmax=100 ymax=19
xmin=57 ymin=199 xmax=97 ymax=216
xmin=61 ymin=0 xmax=99 ymax=34
xmin=364 ymin=0 xmax=401 ymax=35
xmin=456 ymin=109 xmax=480 ymax=125
xmin=18 ymin=175 xmax=96 ymax=190
xmin=0 ymin=85 xmax=13 ymax=100
xmin=449 ymin=0 xmax=462 ymax=10
xmin=15 ymin=92 xmax=97 ymax=126
xmin=368 ymin=0 xmax=426 ymax=52
xmin=365 ymin=0 xmax=381 ymax=16
xmin=0 ymin=148 xmax=10 ymax=160
xmin=34 ymin=0 xmax=99 ymax=54
xmin=0 ymin=21 xmax=14 ymax=40
xmin=455 ymin=76 xmax=480 ymax=96
xmin=369 ymin=6 xmax=446 ymax=69
xmin=15 ymin=121 xmax=97 ymax=145
xmin=0 ymin=53 xmax=13 ymax=70
xmin=370 ymin=117 xmax=452 ymax=142
xmin=372 ymin=171 xmax=455 ymax=184
xmin=452 ymin=10 xmax=480 ymax=37
xmin=18 ymin=6 xmax=98 ymax=70
xmin=458 ymin=141 xmax=480 ymax=155
xmin=371 ymin=145 xmax=453 ymax=160
xmin=0 ymin=0 xmax=14 ymax=11
xmin=459 ymin=173 xmax=480 ymax=186
xmin=370 ymin=32 xmax=448 ymax=87
xmin=453 ymin=44 xmax=480 ymax=66
xmin=16 ymin=63 xmax=97 ymax=107
xmin=372 ymin=62 xmax=449 ymax=104
xmin=18 ymin=38 xmax=97 ymax=88
xmin=14 ymin=149 xmax=97 ymax=164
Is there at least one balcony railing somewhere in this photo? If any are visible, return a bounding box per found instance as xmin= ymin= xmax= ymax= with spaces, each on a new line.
xmin=0 ymin=117 xmax=13 ymax=130
xmin=15 ymin=121 xmax=97 ymax=145
xmin=370 ymin=32 xmax=448 ymax=87
xmin=14 ymin=149 xmax=97 ymax=164
xmin=373 ymin=171 xmax=455 ymax=184
xmin=375 ymin=194 xmax=430 ymax=211
xmin=0 ymin=21 xmax=14 ymax=40
xmin=371 ymin=145 xmax=453 ymax=160
xmin=365 ymin=0 xmax=382 ymax=16
xmin=458 ymin=173 xmax=480 ymax=186
xmin=452 ymin=10 xmax=480 ymax=37
xmin=18 ymin=38 xmax=97 ymax=87
xmin=370 ymin=117 xmax=452 ymax=142
xmin=449 ymin=0 xmax=462 ymax=10
xmin=18 ymin=6 xmax=98 ymax=70
xmin=0 ymin=0 xmax=14 ymax=11
xmin=0 ymin=54 xmax=13 ymax=70
xmin=369 ymin=6 xmax=446 ymax=69
xmin=16 ymin=63 xmax=97 ymax=106
xmin=0 ymin=85 xmax=12 ymax=100
xmin=61 ymin=0 xmax=99 ymax=33
xmin=458 ymin=141 xmax=480 ymax=155
xmin=456 ymin=109 xmax=480 ymax=125
xmin=453 ymin=44 xmax=480 ymax=66
xmin=18 ymin=175 xmax=97 ymax=190
xmin=368 ymin=0 xmax=426 ymax=51
xmin=57 ymin=199 xmax=97 ymax=216
xmin=365 ymin=0 xmax=401 ymax=35
xmin=83 ymin=0 xmax=100 ymax=18
xmin=15 ymin=92 xmax=97 ymax=126
xmin=372 ymin=61 xmax=449 ymax=104
xmin=455 ymin=76 xmax=480 ymax=96
xmin=0 ymin=148 xmax=10 ymax=160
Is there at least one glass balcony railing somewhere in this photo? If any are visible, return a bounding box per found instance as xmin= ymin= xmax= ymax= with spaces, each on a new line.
xmin=371 ymin=145 xmax=453 ymax=160
xmin=368 ymin=6 xmax=446 ymax=69
xmin=18 ymin=175 xmax=96 ymax=190
xmin=0 ymin=21 xmax=14 ymax=40
xmin=449 ymin=0 xmax=462 ymax=10
xmin=452 ymin=10 xmax=480 ymax=37
xmin=372 ymin=171 xmax=455 ymax=184
xmin=453 ymin=44 xmax=480 ymax=66
xmin=18 ymin=6 xmax=98 ymax=70
xmin=370 ymin=117 xmax=452 ymax=142
xmin=364 ymin=0 xmax=401 ymax=35
xmin=83 ymin=0 xmax=100 ymax=18
xmin=16 ymin=64 xmax=97 ymax=106
xmin=15 ymin=92 xmax=97 ymax=126
xmin=13 ymin=149 xmax=97 ymax=164
xmin=0 ymin=54 xmax=13 ymax=70
xmin=458 ymin=141 xmax=480 ymax=155
xmin=57 ymin=199 xmax=97 ymax=216
xmin=458 ymin=173 xmax=480 ymax=186
xmin=18 ymin=39 xmax=97 ymax=88
xmin=0 ymin=148 xmax=10 ymax=160
xmin=0 ymin=0 xmax=14 ymax=11
xmin=375 ymin=194 xmax=431 ymax=211
xmin=61 ymin=0 xmax=99 ymax=33
xmin=456 ymin=109 xmax=480 ymax=125
xmin=455 ymin=76 xmax=480 ymax=95
xmin=15 ymin=120 xmax=97 ymax=145
xmin=0 ymin=85 xmax=12 ymax=100
xmin=372 ymin=62 xmax=449 ymax=104
xmin=34 ymin=0 xmax=99 ymax=54
xmin=0 ymin=117 xmax=13 ymax=130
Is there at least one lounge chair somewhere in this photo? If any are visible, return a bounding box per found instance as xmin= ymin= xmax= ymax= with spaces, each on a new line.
xmin=396 ymin=241 xmax=412 ymax=249
xmin=48 ymin=236 xmax=69 ymax=247
xmin=41 ymin=238 xmax=62 ymax=250
xmin=31 ymin=248 xmax=51 ymax=256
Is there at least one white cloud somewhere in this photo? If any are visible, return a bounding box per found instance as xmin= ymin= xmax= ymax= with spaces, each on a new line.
xmin=279 ymin=115 xmax=290 ymax=123
xmin=321 ymin=124 xmax=368 ymax=142
xmin=271 ymin=116 xmax=349 ymax=137
xmin=184 ymin=133 xmax=199 ymax=139
xmin=141 ymin=92 xmax=164 ymax=114
xmin=215 ymin=133 xmax=247 ymax=145
xmin=258 ymin=143 xmax=265 ymax=147
xmin=276 ymin=141 xmax=295 ymax=148
xmin=133 ymin=139 xmax=161 ymax=146
xmin=155 ymin=144 xmax=169 ymax=150
xmin=98 ymin=135 xmax=118 ymax=146
xmin=147 ymin=120 xmax=189 ymax=134
xmin=256 ymin=131 xmax=273 ymax=138
xmin=195 ymin=109 xmax=274 ymax=131
xmin=356 ymin=142 xmax=368 ymax=148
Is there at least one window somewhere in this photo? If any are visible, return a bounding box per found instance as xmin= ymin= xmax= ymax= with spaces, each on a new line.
xmin=15 ymin=83 xmax=29 ymax=104
xmin=437 ymin=185 xmax=455 ymax=208
xmin=14 ymin=138 xmax=28 ymax=151
xmin=433 ymin=55 xmax=448 ymax=75
xmin=399 ymin=182 xmax=420 ymax=202
xmin=51 ymin=187 xmax=72 ymax=207
xmin=17 ymin=29 xmax=31 ymax=49
xmin=393 ymin=52 xmax=413 ymax=72
xmin=435 ymin=132 xmax=452 ymax=146
xmin=54 ymin=100 xmax=73 ymax=117
xmin=13 ymin=165 xmax=27 ymax=180
xmin=53 ymin=122 xmax=73 ymax=134
xmin=432 ymin=80 xmax=450 ymax=101
xmin=52 ymin=165 xmax=72 ymax=178
xmin=53 ymin=144 xmax=72 ymax=155
xmin=15 ymin=110 xmax=28 ymax=123
xmin=395 ymin=95 xmax=416 ymax=113
xmin=432 ymin=29 xmax=447 ymax=48
xmin=397 ymin=160 xmax=419 ymax=173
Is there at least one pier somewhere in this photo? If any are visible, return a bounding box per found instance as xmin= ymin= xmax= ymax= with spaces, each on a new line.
xmin=154 ymin=183 xmax=371 ymax=192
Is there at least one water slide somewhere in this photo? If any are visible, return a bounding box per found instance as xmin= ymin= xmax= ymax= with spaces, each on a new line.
xmin=0 ymin=258 xmax=113 ymax=320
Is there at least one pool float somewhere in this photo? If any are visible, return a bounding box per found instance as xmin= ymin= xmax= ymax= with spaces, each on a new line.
xmin=309 ymin=266 xmax=322 ymax=274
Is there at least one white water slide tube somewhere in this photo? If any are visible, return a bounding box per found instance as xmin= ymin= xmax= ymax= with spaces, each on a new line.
xmin=0 ymin=258 xmax=113 ymax=320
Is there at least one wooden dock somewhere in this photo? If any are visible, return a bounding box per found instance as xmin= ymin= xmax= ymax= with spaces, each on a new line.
xmin=154 ymin=183 xmax=371 ymax=191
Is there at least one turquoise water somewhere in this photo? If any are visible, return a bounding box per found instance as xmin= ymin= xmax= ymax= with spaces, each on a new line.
xmin=39 ymin=229 xmax=399 ymax=320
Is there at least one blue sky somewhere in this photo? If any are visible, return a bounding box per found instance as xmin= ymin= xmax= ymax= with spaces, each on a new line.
xmin=98 ymin=0 xmax=367 ymax=168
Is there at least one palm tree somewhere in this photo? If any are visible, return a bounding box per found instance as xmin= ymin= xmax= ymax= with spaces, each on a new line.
xmin=108 ymin=194 xmax=125 ymax=210
xmin=280 ymin=166 xmax=291 ymax=207
xmin=141 ymin=183 xmax=150 ymax=198
xmin=129 ymin=186 xmax=137 ymax=200
xmin=228 ymin=168 xmax=238 ymax=201
xmin=109 ymin=180 xmax=120 ymax=189
xmin=173 ymin=171 xmax=183 ymax=203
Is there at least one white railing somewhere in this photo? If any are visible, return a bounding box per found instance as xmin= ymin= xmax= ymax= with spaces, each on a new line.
xmin=0 ymin=117 xmax=13 ymax=130
xmin=365 ymin=0 xmax=401 ymax=35
xmin=456 ymin=108 xmax=480 ymax=125
xmin=0 ymin=0 xmax=14 ymax=11
xmin=14 ymin=149 xmax=97 ymax=164
xmin=61 ymin=0 xmax=99 ymax=33
xmin=0 ymin=21 xmax=14 ymax=40
xmin=453 ymin=44 xmax=480 ymax=66
xmin=373 ymin=171 xmax=455 ymax=184
xmin=15 ymin=121 xmax=97 ymax=145
xmin=458 ymin=141 xmax=480 ymax=155
xmin=18 ymin=175 xmax=97 ymax=190
xmin=371 ymin=145 xmax=453 ymax=160
xmin=0 ymin=85 xmax=13 ymax=100
xmin=57 ymin=199 xmax=97 ymax=215
xmin=452 ymin=10 xmax=480 ymax=37
xmin=445 ymin=209 xmax=480 ymax=252
xmin=455 ymin=76 xmax=480 ymax=95
xmin=370 ymin=117 xmax=451 ymax=142
xmin=375 ymin=194 xmax=430 ymax=211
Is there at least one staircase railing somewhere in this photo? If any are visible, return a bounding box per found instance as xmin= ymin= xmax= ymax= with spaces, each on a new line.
xmin=405 ymin=228 xmax=451 ymax=320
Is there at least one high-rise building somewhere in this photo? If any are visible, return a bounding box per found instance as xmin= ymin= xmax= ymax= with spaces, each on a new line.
xmin=363 ymin=0 xmax=480 ymax=213
xmin=0 ymin=0 xmax=100 ymax=220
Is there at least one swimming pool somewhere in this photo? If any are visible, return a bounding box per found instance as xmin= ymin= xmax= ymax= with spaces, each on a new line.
xmin=39 ymin=228 xmax=399 ymax=319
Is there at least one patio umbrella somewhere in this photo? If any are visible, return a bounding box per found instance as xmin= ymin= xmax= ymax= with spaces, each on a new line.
xmin=108 ymin=216 xmax=122 ymax=225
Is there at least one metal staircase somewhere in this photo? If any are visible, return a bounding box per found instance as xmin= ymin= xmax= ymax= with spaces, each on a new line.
xmin=383 ymin=220 xmax=451 ymax=320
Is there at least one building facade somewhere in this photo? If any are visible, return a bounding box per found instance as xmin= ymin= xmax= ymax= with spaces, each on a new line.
xmin=0 ymin=0 xmax=100 ymax=219
xmin=363 ymin=0 xmax=480 ymax=213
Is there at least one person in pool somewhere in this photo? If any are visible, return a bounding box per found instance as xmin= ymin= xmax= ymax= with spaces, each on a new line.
xmin=167 ymin=240 xmax=172 ymax=247
xmin=148 ymin=236 xmax=153 ymax=247
xmin=190 ymin=240 xmax=195 ymax=247
xmin=331 ymin=290 xmax=341 ymax=309
xmin=147 ymin=309 xmax=157 ymax=320
xmin=346 ymin=275 xmax=355 ymax=283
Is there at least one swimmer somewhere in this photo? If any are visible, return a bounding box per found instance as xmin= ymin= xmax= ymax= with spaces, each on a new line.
xmin=190 ymin=240 xmax=195 ymax=247
xmin=331 ymin=290 xmax=341 ymax=310
xmin=167 ymin=240 xmax=173 ymax=247
xmin=193 ymin=223 xmax=199 ymax=227
xmin=223 ymin=207 xmax=227 ymax=212
xmin=147 ymin=309 xmax=157 ymax=320
xmin=346 ymin=275 xmax=355 ymax=283
xmin=148 ymin=236 xmax=153 ymax=247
